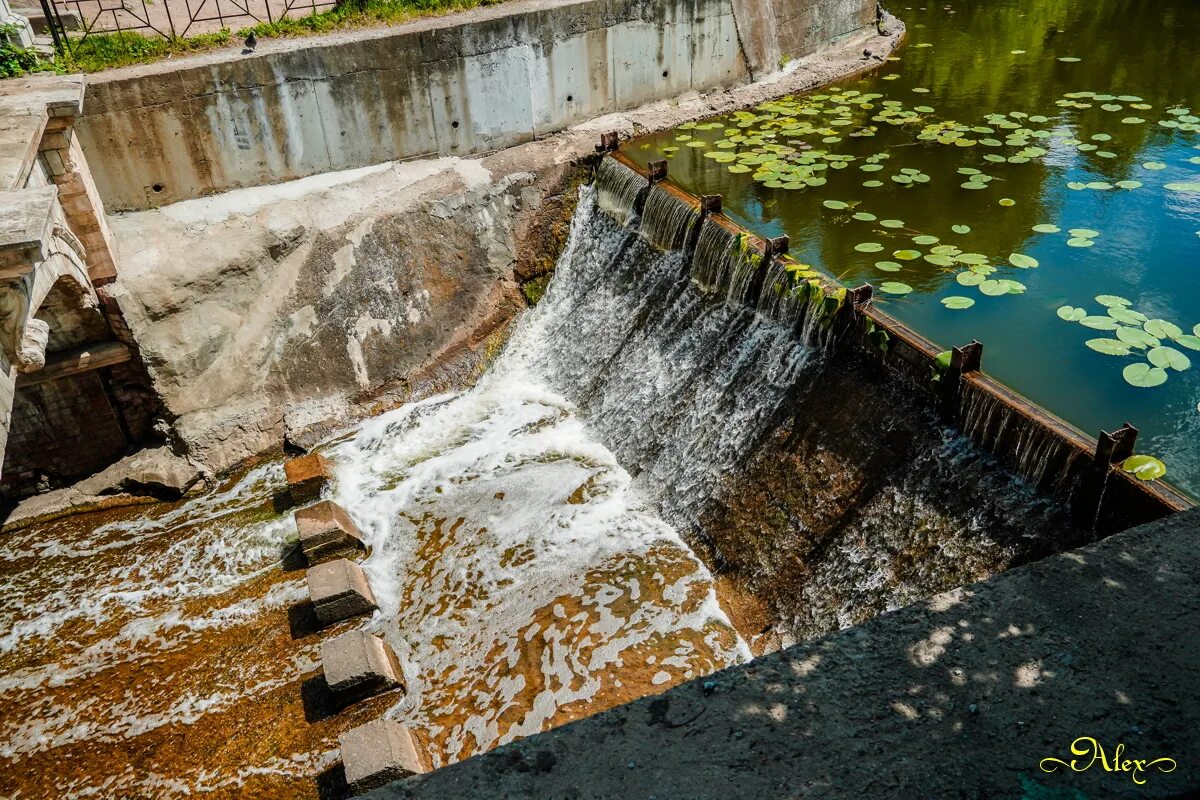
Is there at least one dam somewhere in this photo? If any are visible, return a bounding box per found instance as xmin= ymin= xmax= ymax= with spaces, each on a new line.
xmin=0 ymin=0 xmax=1197 ymax=797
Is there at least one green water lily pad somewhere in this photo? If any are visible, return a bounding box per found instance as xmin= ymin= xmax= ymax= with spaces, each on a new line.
xmin=879 ymin=281 xmax=914 ymax=295
xmin=1080 ymin=316 xmax=1121 ymax=330
xmin=728 ymin=164 xmax=752 ymax=173
xmin=1122 ymin=117 xmax=1146 ymax=124
xmin=1173 ymin=335 xmax=1200 ymax=351
xmin=1008 ymin=253 xmax=1039 ymax=269
xmin=1032 ymin=224 xmax=1061 ymax=233
xmin=1121 ymin=454 xmax=1167 ymax=480
xmin=951 ymin=224 xmax=971 ymax=234
xmin=853 ymin=212 xmax=877 ymax=221
xmin=1165 ymin=182 xmax=1200 ymax=192
xmin=855 ymin=242 xmax=885 ymax=252
xmin=1057 ymin=306 xmax=1087 ymax=321
xmin=913 ymin=235 xmax=940 ymax=245
xmin=822 ymin=200 xmax=849 ymax=210
xmin=955 ymin=253 xmax=989 ymax=265
xmin=1115 ymin=180 xmax=1143 ymax=189
xmin=1144 ymin=319 xmax=1184 ymax=339
xmin=1057 ymin=56 xmax=1082 ymax=62
xmin=880 ymin=219 xmax=905 ymax=229
xmin=1123 ymin=362 xmax=1168 ymax=387
xmin=978 ymin=279 xmax=1009 ymax=296
xmin=1085 ymin=338 xmax=1132 ymax=355
xmin=941 ymin=296 xmax=975 ymax=310
xmin=956 ymin=271 xmax=984 ymax=286
xmin=1143 ymin=161 xmax=1167 ymax=170
xmin=1067 ymin=237 xmax=1095 ymax=247
xmin=1109 ymin=306 xmax=1149 ymax=325
xmin=875 ymin=261 xmax=903 ymax=272
xmin=1148 ymin=346 xmax=1191 ymax=371
xmin=1095 ymin=294 xmax=1130 ymax=307
xmin=1116 ymin=326 xmax=1159 ymax=348
xmin=924 ymin=254 xmax=955 ymax=266
xmin=893 ymin=249 xmax=921 ymax=260
xmin=999 ymin=198 xmax=1016 ymax=206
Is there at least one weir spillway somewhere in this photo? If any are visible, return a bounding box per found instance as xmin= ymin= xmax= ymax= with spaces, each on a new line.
xmin=0 ymin=148 xmax=1192 ymax=799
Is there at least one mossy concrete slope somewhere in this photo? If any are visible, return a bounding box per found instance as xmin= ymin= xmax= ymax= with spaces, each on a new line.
xmin=369 ymin=508 xmax=1200 ymax=799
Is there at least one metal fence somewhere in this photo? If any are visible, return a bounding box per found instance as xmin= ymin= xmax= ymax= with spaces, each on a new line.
xmin=40 ymin=0 xmax=338 ymax=49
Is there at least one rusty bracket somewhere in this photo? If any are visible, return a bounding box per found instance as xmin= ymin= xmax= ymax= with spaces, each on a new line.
xmin=1094 ymin=422 xmax=1138 ymax=466
xmin=846 ymin=283 xmax=874 ymax=308
xmin=647 ymin=160 xmax=668 ymax=184
xmin=700 ymin=194 xmax=723 ymax=216
xmin=596 ymin=131 xmax=620 ymax=152
xmin=763 ymin=235 xmax=790 ymax=260
xmin=950 ymin=340 xmax=983 ymax=376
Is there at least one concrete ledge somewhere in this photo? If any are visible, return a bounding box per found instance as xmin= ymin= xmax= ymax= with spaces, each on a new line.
xmin=340 ymin=719 xmax=429 ymax=796
xmin=308 ymin=558 xmax=379 ymax=626
xmin=321 ymin=630 xmax=404 ymax=697
xmin=284 ymin=452 xmax=333 ymax=504
xmin=369 ymin=509 xmax=1200 ymax=799
xmin=296 ymin=499 xmax=366 ymax=564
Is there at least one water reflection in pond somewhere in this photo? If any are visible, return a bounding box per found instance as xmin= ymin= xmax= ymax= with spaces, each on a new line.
xmin=624 ymin=0 xmax=1200 ymax=497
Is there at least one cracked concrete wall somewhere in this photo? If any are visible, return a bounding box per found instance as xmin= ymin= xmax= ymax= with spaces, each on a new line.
xmin=731 ymin=0 xmax=876 ymax=79
xmin=106 ymin=155 xmax=578 ymax=471
xmin=76 ymin=0 xmax=876 ymax=212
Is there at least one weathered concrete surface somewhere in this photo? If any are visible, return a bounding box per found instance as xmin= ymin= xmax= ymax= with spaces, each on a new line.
xmin=341 ymin=719 xmax=430 ymax=796
xmin=285 ymin=451 xmax=333 ymax=504
xmin=73 ymin=444 xmax=205 ymax=497
xmin=370 ymin=508 xmax=1200 ymax=799
xmin=321 ymin=629 xmax=404 ymax=696
xmin=296 ymin=499 xmax=366 ymax=563
xmin=308 ymin=557 xmax=379 ymax=626
xmin=104 ymin=19 xmax=900 ymax=475
xmin=77 ymin=0 xmax=880 ymax=211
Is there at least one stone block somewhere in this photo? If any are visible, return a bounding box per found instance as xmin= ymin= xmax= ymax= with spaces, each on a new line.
xmin=284 ymin=451 xmax=333 ymax=503
xmin=339 ymin=719 xmax=429 ymax=795
xmin=295 ymin=500 xmax=366 ymax=564
xmin=320 ymin=630 xmax=404 ymax=697
xmin=308 ymin=558 xmax=378 ymax=626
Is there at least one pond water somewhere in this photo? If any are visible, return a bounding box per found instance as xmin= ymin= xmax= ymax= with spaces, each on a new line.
xmin=623 ymin=0 xmax=1200 ymax=498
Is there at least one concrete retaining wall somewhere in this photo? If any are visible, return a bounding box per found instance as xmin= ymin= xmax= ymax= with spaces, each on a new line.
xmin=75 ymin=0 xmax=877 ymax=211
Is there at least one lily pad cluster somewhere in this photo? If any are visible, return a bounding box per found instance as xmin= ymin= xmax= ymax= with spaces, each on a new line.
xmin=1056 ymin=295 xmax=1199 ymax=387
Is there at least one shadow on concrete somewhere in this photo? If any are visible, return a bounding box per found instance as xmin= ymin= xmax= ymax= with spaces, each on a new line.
xmin=366 ymin=509 xmax=1200 ymax=799
xmin=316 ymin=762 xmax=350 ymax=800
xmin=288 ymin=601 xmax=323 ymax=640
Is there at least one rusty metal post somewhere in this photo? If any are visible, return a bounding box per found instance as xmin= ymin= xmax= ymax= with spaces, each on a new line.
xmin=647 ymin=160 xmax=668 ymax=184
xmin=1094 ymin=422 xmax=1139 ymax=467
xmin=764 ymin=236 xmax=790 ymax=259
xmin=940 ymin=339 xmax=983 ymax=420
xmin=700 ymin=194 xmax=723 ymax=216
xmin=950 ymin=340 xmax=983 ymax=376
xmin=597 ymin=132 xmax=620 ymax=153
xmin=846 ymin=283 xmax=874 ymax=308
xmin=1076 ymin=422 xmax=1140 ymax=533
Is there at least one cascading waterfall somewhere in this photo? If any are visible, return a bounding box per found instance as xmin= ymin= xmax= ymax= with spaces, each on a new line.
xmin=638 ymin=185 xmax=699 ymax=253
xmin=958 ymin=379 xmax=1083 ymax=495
xmin=594 ymin=158 xmax=647 ymax=228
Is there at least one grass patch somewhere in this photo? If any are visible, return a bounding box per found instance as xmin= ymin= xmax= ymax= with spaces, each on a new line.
xmin=52 ymin=0 xmax=497 ymax=73
xmin=1 ymin=23 xmax=56 ymax=78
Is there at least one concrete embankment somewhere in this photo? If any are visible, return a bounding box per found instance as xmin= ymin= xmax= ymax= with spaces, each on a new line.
xmin=75 ymin=0 xmax=881 ymax=212
xmin=99 ymin=17 xmax=902 ymax=476
xmin=371 ymin=507 xmax=1200 ymax=799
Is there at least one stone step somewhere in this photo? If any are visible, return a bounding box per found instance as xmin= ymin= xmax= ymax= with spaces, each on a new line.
xmin=283 ymin=452 xmax=333 ymax=505
xmin=295 ymin=499 xmax=366 ymax=564
xmin=320 ymin=630 xmax=404 ymax=698
xmin=307 ymin=558 xmax=378 ymax=626
xmin=339 ymin=719 xmax=428 ymax=796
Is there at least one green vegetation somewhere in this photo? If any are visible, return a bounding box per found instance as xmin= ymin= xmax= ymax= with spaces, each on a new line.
xmin=0 ymin=24 xmax=55 ymax=78
xmin=33 ymin=0 xmax=498 ymax=74
xmin=59 ymin=30 xmax=233 ymax=72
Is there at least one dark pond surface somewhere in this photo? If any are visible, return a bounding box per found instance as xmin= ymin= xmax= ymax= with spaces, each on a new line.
xmin=623 ymin=0 xmax=1200 ymax=498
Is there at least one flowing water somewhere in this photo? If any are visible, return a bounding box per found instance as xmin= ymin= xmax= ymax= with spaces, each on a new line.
xmin=624 ymin=0 xmax=1200 ymax=497
xmin=0 ymin=160 xmax=1088 ymax=795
